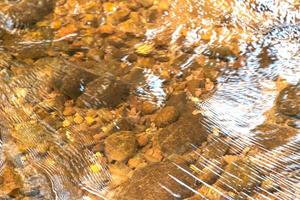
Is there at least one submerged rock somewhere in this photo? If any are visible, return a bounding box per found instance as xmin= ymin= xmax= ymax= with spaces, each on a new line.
xmin=50 ymin=60 xmax=98 ymax=99
xmin=0 ymin=0 xmax=55 ymax=31
xmin=104 ymin=131 xmax=137 ymax=162
xmin=0 ymin=164 xmax=22 ymax=197
xmin=202 ymin=46 xmax=237 ymax=62
xmin=215 ymin=159 xmax=262 ymax=193
xmin=158 ymin=115 xmax=208 ymax=156
xmin=154 ymin=106 xmax=179 ymax=127
xmin=114 ymin=161 xmax=196 ymax=200
xmin=254 ymin=123 xmax=297 ymax=150
xmin=76 ymin=74 xmax=129 ymax=109
xmin=277 ymin=83 xmax=300 ymax=118
xmin=141 ymin=101 xmax=158 ymax=115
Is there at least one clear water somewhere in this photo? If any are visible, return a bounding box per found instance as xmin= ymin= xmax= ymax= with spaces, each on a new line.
xmin=0 ymin=0 xmax=299 ymax=199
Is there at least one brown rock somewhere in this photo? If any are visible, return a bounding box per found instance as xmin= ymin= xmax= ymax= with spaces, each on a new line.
xmin=110 ymin=8 xmax=131 ymax=24
xmin=215 ymin=159 xmax=262 ymax=193
xmin=114 ymin=161 xmax=197 ymax=200
xmin=1 ymin=0 xmax=55 ymax=30
xmin=136 ymin=133 xmax=149 ymax=146
xmin=184 ymin=195 xmax=203 ymax=200
xmin=76 ymin=73 xmax=129 ymax=109
xmin=104 ymin=131 xmax=137 ymax=162
xmin=166 ymin=92 xmax=187 ymax=114
xmin=194 ymin=159 xmax=226 ymax=185
xmin=141 ymin=101 xmax=158 ymax=115
xmin=202 ymin=46 xmax=237 ymax=62
xmin=154 ymin=106 xmax=179 ymax=127
xmin=277 ymin=83 xmax=300 ymax=118
xmin=158 ymin=116 xmax=208 ymax=156
xmin=0 ymin=164 xmax=22 ymax=196
xmin=254 ymin=123 xmax=297 ymax=150
xmin=43 ymin=58 xmax=98 ymax=99
xmin=96 ymin=25 xmax=115 ymax=36
xmin=138 ymin=0 xmax=154 ymax=8
xmin=198 ymin=140 xmax=229 ymax=166
xmin=199 ymin=185 xmax=234 ymax=200
xmin=144 ymin=147 xmax=163 ymax=163
xmin=112 ymin=118 xmax=134 ymax=133
xmin=109 ymin=162 xmax=132 ymax=187
xmin=128 ymin=155 xmax=147 ymax=169
xmin=63 ymin=106 xmax=76 ymax=116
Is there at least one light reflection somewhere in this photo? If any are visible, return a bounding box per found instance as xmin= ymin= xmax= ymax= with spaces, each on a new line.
xmin=136 ymin=69 xmax=167 ymax=106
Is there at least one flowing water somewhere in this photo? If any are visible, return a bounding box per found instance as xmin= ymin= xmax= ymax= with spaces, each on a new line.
xmin=0 ymin=0 xmax=299 ymax=199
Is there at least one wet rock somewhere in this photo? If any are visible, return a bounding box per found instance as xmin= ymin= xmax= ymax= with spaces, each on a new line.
xmin=118 ymin=13 xmax=145 ymax=37
xmin=63 ymin=107 xmax=76 ymax=116
xmin=254 ymin=123 xmax=297 ymax=150
xmin=144 ymin=147 xmax=164 ymax=163
xmin=43 ymin=114 xmax=62 ymax=130
xmin=104 ymin=131 xmax=137 ymax=162
xmin=261 ymin=178 xmax=279 ymax=192
xmin=54 ymin=67 xmax=98 ymax=99
xmin=166 ymin=92 xmax=187 ymax=114
xmin=114 ymin=161 xmax=196 ymax=200
xmin=109 ymin=162 xmax=132 ymax=187
xmin=215 ymin=159 xmax=262 ymax=193
xmin=106 ymin=35 xmax=128 ymax=48
xmin=198 ymin=185 xmax=235 ymax=200
xmin=145 ymin=7 xmax=161 ymax=23
xmin=136 ymin=133 xmax=149 ymax=146
xmin=112 ymin=118 xmax=134 ymax=132
xmin=154 ymin=106 xmax=179 ymax=127
xmin=158 ymin=116 xmax=208 ymax=156
xmin=141 ymin=101 xmax=158 ymax=115
xmin=123 ymin=67 xmax=145 ymax=86
xmin=186 ymin=79 xmax=205 ymax=96
xmin=193 ymin=159 xmax=226 ymax=185
xmin=0 ymin=0 xmax=55 ymax=31
xmin=286 ymin=118 xmax=300 ymax=129
xmin=199 ymin=140 xmax=229 ymax=163
xmin=36 ymin=58 xmax=98 ymax=99
xmin=184 ymin=195 xmax=203 ymax=200
xmin=111 ymin=7 xmax=131 ymax=24
xmin=277 ymin=83 xmax=300 ymax=118
xmin=97 ymin=25 xmax=115 ymax=36
xmin=76 ymin=74 xmax=129 ymax=109
xmin=0 ymin=164 xmax=22 ymax=196
xmin=128 ymin=154 xmax=147 ymax=169
xmin=138 ymin=0 xmax=154 ymax=8
xmin=202 ymin=46 xmax=237 ymax=62
xmin=21 ymin=188 xmax=40 ymax=197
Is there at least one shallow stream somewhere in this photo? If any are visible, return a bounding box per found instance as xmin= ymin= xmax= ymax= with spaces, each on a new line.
xmin=0 ymin=0 xmax=299 ymax=199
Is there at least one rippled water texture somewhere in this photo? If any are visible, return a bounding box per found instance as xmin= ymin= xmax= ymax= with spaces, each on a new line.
xmin=0 ymin=0 xmax=299 ymax=199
